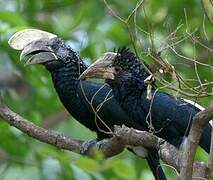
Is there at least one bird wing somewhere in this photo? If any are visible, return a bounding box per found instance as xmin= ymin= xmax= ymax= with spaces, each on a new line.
xmin=140 ymin=91 xmax=211 ymax=151
xmin=76 ymin=81 xmax=138 ymax=130
xmin=143 ymin=92 xmax=199 ymax=136
xmin=77 ymin=81 xmax=167 ymax=179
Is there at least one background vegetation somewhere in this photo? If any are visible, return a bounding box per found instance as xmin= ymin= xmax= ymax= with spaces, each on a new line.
xmin=0 ymin=0 xmax=212 ymax=179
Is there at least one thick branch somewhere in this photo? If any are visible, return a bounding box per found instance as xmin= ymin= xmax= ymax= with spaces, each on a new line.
xmin=0 ymin=72 xmax=29 ymax=96
xmin=201 ymin=0 xmax=213 ymax=26
xmin=0 ymin=148 xmax=8 ymax=163
xmin=42 ymin=110 xmax=70 ymax=128
xmin=0 ymin=97 xmax=83 ymax=153
xmin=208 ymin=125 xmax=213 ymax=176
xmin=113 ymin=125 xmax=209 ymax=177
xmin=180 ymin=104 xmax=213 ymax=180
xmin=0 ymin=96 xmax=211 ymax=178
xmin=0 ymin=96 xmax=124 ymax=157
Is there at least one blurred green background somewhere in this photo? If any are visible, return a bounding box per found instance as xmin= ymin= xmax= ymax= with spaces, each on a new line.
xmin=0 ymin=0 xmax=212 ymax=179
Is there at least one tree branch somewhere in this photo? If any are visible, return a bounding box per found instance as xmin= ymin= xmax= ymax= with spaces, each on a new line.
xmin=0 ymin=72 xmax=29 ymax=96
xmin=0 ymin=96 xmax=83 ymax=154
xmin=200 ymin=0 xmax=213 ymax=26
xmin=208 ymin=124 xmax=213 ymax=176
xmin=0 ymin=148 xmax=8 ymax=163
xmin=42 ymin=110 xmax=70 ymax=128
xmin=0 ymin=96 xmax=126 ymax=157
xmin=180 ymin=104 xmax=213 ymax=180
xmin=0 ymin=96 xmax=212 ymax=178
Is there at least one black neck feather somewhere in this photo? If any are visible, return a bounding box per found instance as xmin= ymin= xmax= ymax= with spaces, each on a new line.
xmin=49 ymin=55 xmax=87 ymax=100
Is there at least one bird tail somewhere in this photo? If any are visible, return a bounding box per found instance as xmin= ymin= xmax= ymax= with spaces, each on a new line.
xmin=146 ymin=152 xmax=167 ymax=180
xmin=199 ymin=123 xmax=212 ymax=153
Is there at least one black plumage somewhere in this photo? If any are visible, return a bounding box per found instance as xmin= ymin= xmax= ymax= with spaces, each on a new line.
xmin=20 ymin=37 xmax=167 ymax=180
xmin=81 ymin=47 xmax=212 ymax=153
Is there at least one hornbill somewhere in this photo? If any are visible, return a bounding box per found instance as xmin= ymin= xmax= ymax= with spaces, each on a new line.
xmin=9 ymin=29 xmax=167 ymax=180
xmin=80 ymin=47 xmax=212 ymax=153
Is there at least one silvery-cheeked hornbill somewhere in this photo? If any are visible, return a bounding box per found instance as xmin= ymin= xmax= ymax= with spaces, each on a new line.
xmin=80 ymin=47 xmax=212 ymax=153
xmin=9 ymin=29 xmax=167 ymax=180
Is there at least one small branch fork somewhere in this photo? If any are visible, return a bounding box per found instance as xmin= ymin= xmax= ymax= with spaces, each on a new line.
xmin=0 ymin=96 xmax=213 ymax=179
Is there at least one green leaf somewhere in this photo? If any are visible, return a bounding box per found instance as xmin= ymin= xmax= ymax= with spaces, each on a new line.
xmin=76 ymin=156 xmax=100 ymax=172
xmin=111 ymin=160 xmax=136 ymax=180
xmin=71 ymin=164 xmax=92 ymax=180
xmin=0 ymin=12 xmax=27 ymax=26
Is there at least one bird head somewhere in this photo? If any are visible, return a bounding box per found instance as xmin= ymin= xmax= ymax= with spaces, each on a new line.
xmin=8 ymin=29 xmax=78 ymax=71
xmin=80 ymin=47 xmax=151 ymax=89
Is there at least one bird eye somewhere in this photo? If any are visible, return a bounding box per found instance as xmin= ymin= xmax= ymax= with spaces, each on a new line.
xmin=114 ymin=66 xmax=122 ymax=73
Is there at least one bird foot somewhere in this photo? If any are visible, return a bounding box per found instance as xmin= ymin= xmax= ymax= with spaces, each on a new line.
xmin=157 ymin=139 xmax=166 ymax=149
xmin=80 ymin=139 xmax=98 ymax=155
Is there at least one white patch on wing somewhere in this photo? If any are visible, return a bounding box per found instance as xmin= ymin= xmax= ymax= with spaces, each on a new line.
xmin=183 ymin=98 xmax=212 ymax=126
xmin=183 ymin=98 xmax=205 ymax=111
xmin=127 ymin=146 xmax=148 ymax=158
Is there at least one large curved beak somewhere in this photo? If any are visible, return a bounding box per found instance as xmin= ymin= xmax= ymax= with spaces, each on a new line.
xmin=20 ymin=39 xmax=58 ymax=65
xmin=79 ymin=52 xmax=117 ymax=80
xmin=8 ymin=29 xmax=58 ymax=65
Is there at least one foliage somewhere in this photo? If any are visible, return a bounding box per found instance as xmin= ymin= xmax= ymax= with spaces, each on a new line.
xmin=0 ymin=0 xmax=212 ymax=179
